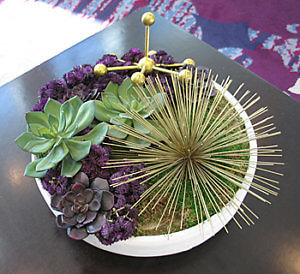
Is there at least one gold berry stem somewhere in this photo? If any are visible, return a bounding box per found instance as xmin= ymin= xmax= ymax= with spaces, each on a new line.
xmin=145 ymin=25 xmax=150 ymax=58
xmin=107 ymin=65 xmax=139 ymax=71
xmin=153 ymin=66 xmax=179 ymax=75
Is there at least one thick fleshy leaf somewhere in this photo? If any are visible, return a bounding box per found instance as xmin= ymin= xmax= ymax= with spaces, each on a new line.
xmin=28 ymin=123 xmax=49 ymax=137
xmin=88 ymin=198 xmax=101 ymax=211
xmin=36 ymin=140 xmax=69 ymax=171
xmin=86 ymin=213 xmax=105 ymax=234
xmin=64 ymin=139 xmax=91 ymax=161
xmin=72 ymin=101 xmax=95 ymax=134
xmin=63 ymin=215 xmax=78 ymax=226
xmin=105 ymin=92 xmax=124 ymax=112
xmin=63 ymin=206 xmax=75 ymax=218
xmin=68 ymin=96 xmax=83 ymax=114
xmin=63 ymin=192 xmax=76 ymax=203
xmin=104 ymin=81 xmax=119 ymax=96
xmin=61 ymin=154 xmax=82 ymax=177
xmin=102 ymin=93 xmax=113 ymax=109
xmin=58 ymin=110 xmax=66 ymax=133
xmin=118 ymin=77 xmax=132 ymax=104
xmin=126 ymin=135 xmax=151 ymax=148
xmin=83 ymin=211 xmax=97 ymax=225
xmin=133 ymin=120 xmax=151 ymax=134
xmin=71 ymin=183 xmax=85 ymax=193
xmin=67 ymin=226 xmax=88 ymax=240
xmin=93 ymin=190 xmax=103 ymax=201
xmin=26 ymin=111 xmax=50 ymax=129
xmin=75 ymin=193 xmax=86 ymax=204
xmin=76 ymin=213 xmax=86 ymax=224
xmin=73 ymin=122 xmax=108 ymax=145
xmin=61 ymin=123 xmax=78 ymax=139
xmin=91 ymin=178 xmax=109 ymax=191
xmin=107 ymin=126 xmax=127 ymax=139
xmin=24 ymin=159 xmax=48 ymax=178
xmin=61 ymin=101 xmax=75 ymax=130
xmin=50 ymin=194 xmax=63 ymax=210
xmin=73 ymin=172 xmax=89 ymax=187
xmin=101 ymin=191 xmax=114 ymax=211
xmin=119 ymin=112 xmax=132 ymax=119
xmin=56 ymin=215 xmax=69 ymax=229
xmin=83 ymin=189 xmax=94 ymax=203
xmin=48 ymin=114 xmax=59 ymax=133
xmin=110 ymin=116 xmax=127 ymax=126
xmin=94 ymin=100 xmax=119 ymax=123
xmin=44 ymin=98 xmax=61 ymax=119
xmin=15 ymin=132 xmax=54 ymax=153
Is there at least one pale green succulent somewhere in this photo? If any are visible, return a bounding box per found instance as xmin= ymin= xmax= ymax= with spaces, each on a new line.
xmin=94 ymin=78 xmax=164 ymax=146
xmin=16 ymin=96 xmax=108 ymax=178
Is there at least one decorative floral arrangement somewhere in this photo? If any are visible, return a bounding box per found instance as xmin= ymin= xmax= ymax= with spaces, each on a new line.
xmin=15 ymin=12 xmax=282 ymax=250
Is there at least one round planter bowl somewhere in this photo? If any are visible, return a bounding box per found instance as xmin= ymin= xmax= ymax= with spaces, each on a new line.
xmin=34 ymin=83 xmax=258 ymax=257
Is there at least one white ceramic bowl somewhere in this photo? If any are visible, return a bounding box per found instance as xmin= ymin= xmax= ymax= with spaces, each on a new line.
xmin=34 ymin=84 xmax=257 ymax=257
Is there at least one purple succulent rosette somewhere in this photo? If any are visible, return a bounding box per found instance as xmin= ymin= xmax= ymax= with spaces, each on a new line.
xmin=52 ymin=172 xmax=114 ymax=240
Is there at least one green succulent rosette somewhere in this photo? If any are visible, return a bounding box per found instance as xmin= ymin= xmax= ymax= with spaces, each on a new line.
xmin=94 ymin=78 xmax=164 ymax=147
xmin=16 ymin=96 xmax=108 ymax=178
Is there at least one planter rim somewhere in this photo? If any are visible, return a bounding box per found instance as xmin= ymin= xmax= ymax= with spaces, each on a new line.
xmin=34 ymin=83 xmax=258 ymax=257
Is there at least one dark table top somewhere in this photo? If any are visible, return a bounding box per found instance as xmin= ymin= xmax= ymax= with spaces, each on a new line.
xmin=1 ymin=7 xmax=299 ymax=274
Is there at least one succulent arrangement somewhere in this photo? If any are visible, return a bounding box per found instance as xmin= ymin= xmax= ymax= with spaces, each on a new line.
xmin=15 ymin=47 xmax=282 ymax=249
xmin=16 ymin=96 xmax=108 ymax=177
xmin=94 ymin=77 xmax=164 ymax=146
xmin=52 ymin=172 xmax=114 ymax=240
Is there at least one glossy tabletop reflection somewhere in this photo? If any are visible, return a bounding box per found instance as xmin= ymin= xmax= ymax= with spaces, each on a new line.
xmin=0 ymin=8 xmax=299 ymax=274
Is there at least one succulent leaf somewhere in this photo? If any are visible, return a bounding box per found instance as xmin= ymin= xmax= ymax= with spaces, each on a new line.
xmin=107 ymin=126 xmax=127 ymax=139
xmin=118 ymin=77 xmax=132 ymax=104
xmin=133 ymin=120 xmax=151 ymax=134
xmin=26 ymin=111 xmax=50 ymax=129
xmin=58 ymin=110 xmax=66 ymax=133
xmin=94 ymin=78 xmax=165 ymax=144
xmin=17 ymin=96 xmax=107 ymax=177
xmin=44 ymin=98 xmax=61 ymax=119
xmin=105 ymin=92 xmax=124 ymax=112
xmin=15 ymin=132 xmax=54 ymax=153
xmin=64 ymin=139 xmax=91 ymax=161
xmin=126 ymin=135 xmax=151 ymax=148
xmin=94 ymin=100 xmax=119 ymax=123
xmin=68 ymin=96 xmax=83 ymax=114
xmin=104 ymin=81 xmax=119 ymax=96
xmin=28 ymin=123 xmax=48 ymax=137
xmin=36 ymin=139 xmax=69 ymax=171
xmin=48 ymin=114 xmax=59 ymax=132
xmin=61 ymin=101 xmax=75 ymax=130
xmin=71 ymin=101 xmax=95 ymax=134
xmin=61 ymin=154 xmax=82 ymax=177
xmin=24 ymin=159 xmax=48 ymax=178
xmin=73 ymin=122 xmax=108 ymax=145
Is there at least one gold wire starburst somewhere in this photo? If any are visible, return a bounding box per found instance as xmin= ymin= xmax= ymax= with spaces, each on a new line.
xmin=103 ymin=72 xmax=283 ymax=234
xmin=94 ymin=12 xmax=196 ymax=85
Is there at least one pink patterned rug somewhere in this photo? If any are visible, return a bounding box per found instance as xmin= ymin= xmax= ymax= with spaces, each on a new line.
xmin=14 ymin=0 xmax=300 ymax=101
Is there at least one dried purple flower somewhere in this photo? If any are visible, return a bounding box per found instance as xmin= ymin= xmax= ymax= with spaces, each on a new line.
xmin=80 ymin=145 xmax=112 ymax=180
xmin=41 ymin=168 xmax=69 ymax=195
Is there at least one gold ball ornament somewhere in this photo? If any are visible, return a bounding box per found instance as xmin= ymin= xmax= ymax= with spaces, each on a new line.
xmin=94 ymin=64 xmax=107 ymax=76
xmin=131 ymin=72 xmax=145 ymax=85
xmin=141 ymin=12 xmax=155 ymax=26
xmin=179 ymin=69 xmax=193 ymax=82
xmin=138 ymin=57 xmax=155 ymax=73
xmin=183 ymin=58 xmax=196 ymax=66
